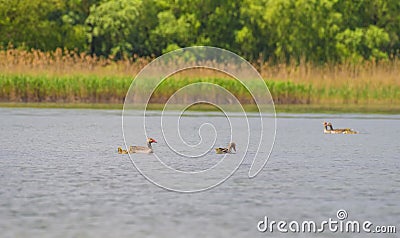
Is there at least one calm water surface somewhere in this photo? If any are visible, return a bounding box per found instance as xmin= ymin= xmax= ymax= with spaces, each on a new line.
xmin=0 ymin=108 xmax=399 ymax=237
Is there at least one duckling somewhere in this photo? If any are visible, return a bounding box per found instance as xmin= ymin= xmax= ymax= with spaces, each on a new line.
xmin=129 ymin=138 xmax=157 ymax=154
xmin=118 ymin=147 xmax=129 ymax=154
xmin=323 ymin=122 xmax=358 ymax=134
xmin=215 ymin=142 xmax=236 ymax=154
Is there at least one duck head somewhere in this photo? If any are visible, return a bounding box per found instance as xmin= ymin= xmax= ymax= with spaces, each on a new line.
xmin=323 ymin=122 xmax=333 ymax=130
xmin=228 ymin=142 xmax=236 ymax=152
xmin=147 ymin=138 xmax=157 ymax=144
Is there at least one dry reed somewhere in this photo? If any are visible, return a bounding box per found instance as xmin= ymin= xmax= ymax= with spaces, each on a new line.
xmin=0 ymin=48 xmax=399 ymax=106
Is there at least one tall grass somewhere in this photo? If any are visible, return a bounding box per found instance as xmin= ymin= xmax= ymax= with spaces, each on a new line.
xmin=0 ymin=47 xmax=150 ymax=77
xmin=0 ymin=75 xmax=131 ymax=103
xmin=1 ymin=74 xmax=399 ymax=105
xmin=0 ymin=48 xmax=399 ymax=106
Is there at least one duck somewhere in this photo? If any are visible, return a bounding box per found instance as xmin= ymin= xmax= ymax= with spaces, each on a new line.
xmin=215 ymin=142 xmax=236 ymax=154
xmin=118 ymin=147 xmax=129 ymax=154
xmin=323 ymin=122 xmax=357 ymax=134
xmin=128 ymin=138 xmax=157 ymax=154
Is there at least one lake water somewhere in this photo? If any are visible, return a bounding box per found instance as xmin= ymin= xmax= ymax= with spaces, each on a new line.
xmin=0 ymin=108 xmax=399 ymax=237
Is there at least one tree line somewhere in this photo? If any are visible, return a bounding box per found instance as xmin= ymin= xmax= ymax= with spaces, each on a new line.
xmin=1 ymin=0 xmax=399 ymax=63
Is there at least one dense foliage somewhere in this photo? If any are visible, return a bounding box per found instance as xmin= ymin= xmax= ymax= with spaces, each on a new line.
xmin=0 ymin=0 xmax=399 ymax=63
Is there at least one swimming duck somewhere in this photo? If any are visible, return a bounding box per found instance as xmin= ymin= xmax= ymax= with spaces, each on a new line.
xmin=323 ymin=122 xmax=357 ymax=134
xmin=118 ymin=147 xmax=129 ymax=154
xmin=215 ymin=142 xmax=236 ymax=154
xmin=129 ymin=138 xmax=157 ymax=154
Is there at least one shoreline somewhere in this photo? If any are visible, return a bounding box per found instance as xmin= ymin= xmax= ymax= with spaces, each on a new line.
xmin=1 ymin=102 xmax=399 ymax=114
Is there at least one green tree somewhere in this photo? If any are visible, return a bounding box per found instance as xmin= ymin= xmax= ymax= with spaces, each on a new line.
xmin=236 ymin=0 xmax=275 ymax=61
xmin=1 ymin=0 xmax=399 ymax=62
xmin=335 ymin=0 xmax=399 ymax=58
xmin=259 ymin=0 xmax=342 ymax=63
xmin=85 ymin=0 xmax=141 ymax=58
xmin=151 ymin=10 xmax=199 ymax=54
xmin=336 ymin=26 xmax=390 ymax=62
xmin=58 ymin=0 xmax=100 ymax=51
xmin=129 ymin=0 xmax=163 ymax=56
xmin=0 ymin=0 xmax=64 ymax=50
xmin=150 ymin=0 xmax=243 ymax=54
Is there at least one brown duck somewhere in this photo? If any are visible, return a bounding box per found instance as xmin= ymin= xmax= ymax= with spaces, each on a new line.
xmin=323 ymin=122 xmax=357 ymax=134
xmin=215 ymin=142 xmax=236 ymax=154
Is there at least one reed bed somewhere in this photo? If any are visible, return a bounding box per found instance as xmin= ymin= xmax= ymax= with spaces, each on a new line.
xmin=0 ymin=47 xmax=150 ymax=77
xmin=1 ymin=74 xmax=399 ymax=105
xmin=0 ymin=75 xmax=131 ymax=103
xmin=0 ymin=48 xmax=399 ymax=107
